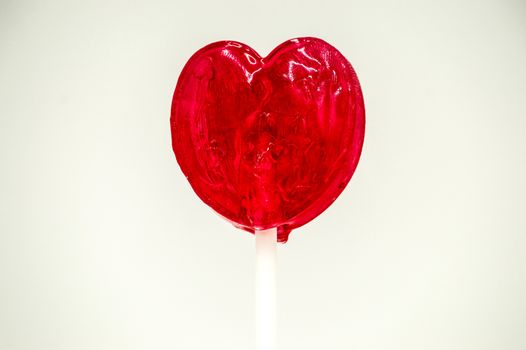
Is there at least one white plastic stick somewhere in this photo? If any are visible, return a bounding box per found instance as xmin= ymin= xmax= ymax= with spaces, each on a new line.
xmin=255 ymin=228 xmax=277 ymax=350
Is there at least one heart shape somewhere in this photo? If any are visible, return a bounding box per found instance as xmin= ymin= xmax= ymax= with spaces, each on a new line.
xmin=171 ymin=37 xmax=365 ymax=242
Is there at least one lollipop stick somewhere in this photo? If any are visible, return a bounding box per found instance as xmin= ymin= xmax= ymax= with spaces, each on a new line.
xmin=255 ymin=228 xmax=277 ymax=350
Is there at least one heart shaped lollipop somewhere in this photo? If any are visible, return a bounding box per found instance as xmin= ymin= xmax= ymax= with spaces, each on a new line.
xmin=171 ymin=37 xmax=365 ymax=242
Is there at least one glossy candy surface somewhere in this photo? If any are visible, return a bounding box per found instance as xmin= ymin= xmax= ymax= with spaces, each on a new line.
xmin=171 ymin=37 xmax=365 ymax=242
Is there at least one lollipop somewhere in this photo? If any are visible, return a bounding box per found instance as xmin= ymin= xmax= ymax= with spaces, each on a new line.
xmin=171 ymin=37 xmax=365 ymax=350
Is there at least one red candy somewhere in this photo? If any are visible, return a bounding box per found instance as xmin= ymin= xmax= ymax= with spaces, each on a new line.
xmin=171 ymin=37 xmax=365 ymax=242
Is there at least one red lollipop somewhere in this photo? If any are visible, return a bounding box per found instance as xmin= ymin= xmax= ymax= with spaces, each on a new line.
xmin=171 ymin=37 xmax=365 ymax=243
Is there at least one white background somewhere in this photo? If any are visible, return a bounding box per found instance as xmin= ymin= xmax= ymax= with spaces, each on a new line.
xmin=1 ymin=0 xmax=525 ymax=349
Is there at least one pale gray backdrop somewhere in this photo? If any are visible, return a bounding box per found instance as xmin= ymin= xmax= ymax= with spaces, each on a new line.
xmin=1 ymin=0 xmax=525 ymax=349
